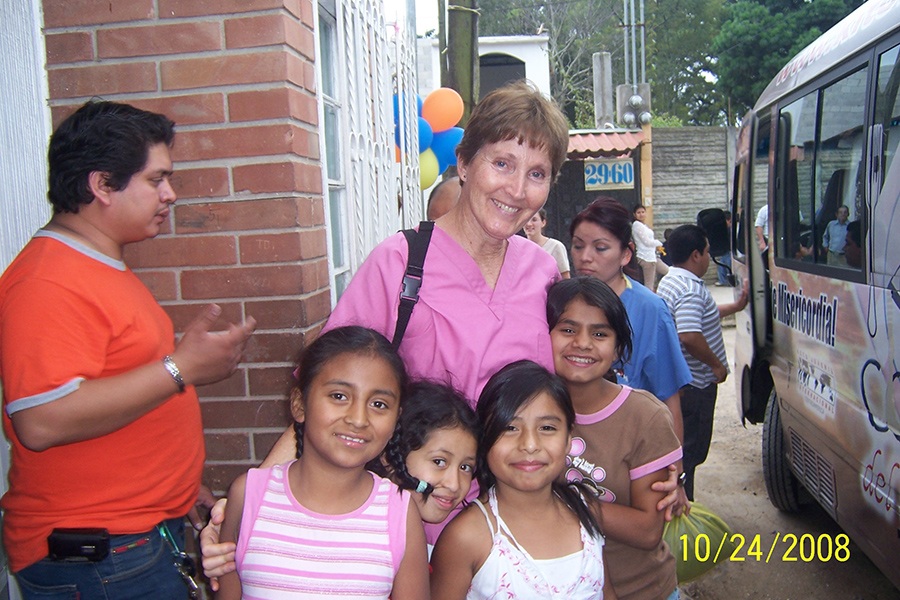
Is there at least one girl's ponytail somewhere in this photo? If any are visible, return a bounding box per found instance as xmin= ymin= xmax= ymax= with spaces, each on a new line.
xmin=293 ymin=420 xmax=304 ymax=458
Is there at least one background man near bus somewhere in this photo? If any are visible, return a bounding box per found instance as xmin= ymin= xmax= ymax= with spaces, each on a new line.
xmin=656 ymin=224 xmax=748 ymax=500
xmin=822 ymin=205 xmax=850 ymax=265
xmin=0 ymin=100 xmax=256 ymax=598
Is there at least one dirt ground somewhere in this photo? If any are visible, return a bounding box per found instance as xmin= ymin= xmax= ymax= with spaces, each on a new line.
xmin=677 ymin=320 xmax=897 ymax=600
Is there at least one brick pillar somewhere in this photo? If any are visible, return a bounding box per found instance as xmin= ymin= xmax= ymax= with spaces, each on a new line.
xmin=42 ymin=0 xmax=327 ymax=494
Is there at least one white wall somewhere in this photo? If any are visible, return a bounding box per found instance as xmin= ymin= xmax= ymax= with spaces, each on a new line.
xmin=0 ymin=2 xmax=49 ymax=597
xmin=1 ymin=1 xmax=51 ymax=270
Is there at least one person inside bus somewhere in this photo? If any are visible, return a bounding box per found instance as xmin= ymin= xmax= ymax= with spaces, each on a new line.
xmin=822 ymin=205 xmax=850 ymax=266
xmin=844 ymin=220 xmax=862 ymax=269
xmin=754 ymin=205 xmax=768 ymax=252
xmin=715 ymin=211 xmax=733 ymax=286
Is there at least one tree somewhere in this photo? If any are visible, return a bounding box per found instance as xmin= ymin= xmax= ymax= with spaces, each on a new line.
xmin=713 ymin=0 xmax=865 ymax=119
xmin=478 ymin=0 xmax=623 ymax=128
xmin=645 ymin=0 xmax=727 ymax=125
xmin=474 ymin=0 xmax=863 ymax=127
xmin=477 ymin=0 xmax=727 ymax=126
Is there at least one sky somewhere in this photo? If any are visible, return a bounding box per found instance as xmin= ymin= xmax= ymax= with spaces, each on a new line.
xmin=384 ymin=0 xmax=439 ymax=35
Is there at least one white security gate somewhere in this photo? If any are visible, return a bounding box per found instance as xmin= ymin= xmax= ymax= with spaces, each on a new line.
xmin=318 ymin=0 xmax=421 ymax=303
xmin=0 ymin=1 xmax=51 ymax=598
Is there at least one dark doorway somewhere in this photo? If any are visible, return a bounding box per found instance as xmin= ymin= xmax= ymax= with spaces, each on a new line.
xmin=480 ymin=53 xmax=526 ymax=99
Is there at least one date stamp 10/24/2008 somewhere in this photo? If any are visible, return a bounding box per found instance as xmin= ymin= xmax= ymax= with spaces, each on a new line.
xmin=677 ymin=533 xmax=851 ymax=564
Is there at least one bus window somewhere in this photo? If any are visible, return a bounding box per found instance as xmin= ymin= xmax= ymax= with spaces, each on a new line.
xmin=733 ymin=117 xmax=771 ymax=261
xmin=732 ymin=160 xmax=746 ymax=258
xmin=775 ymin=94 xmax=816 ymax=263
xmin=748 ymin=118 xmax=770 ymax=258
xmin=775 ymin=67 xmax=868 ymax=272
xmin=818 ymin=68 xmax=866 ymax=269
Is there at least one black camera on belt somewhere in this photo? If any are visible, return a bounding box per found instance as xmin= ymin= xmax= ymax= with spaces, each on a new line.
xmin=48 ymin=528 xmax=110 ymax=562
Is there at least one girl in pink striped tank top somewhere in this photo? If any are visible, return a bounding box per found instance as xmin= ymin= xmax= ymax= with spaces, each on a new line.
xmin=216 ymin=326 xmax=430 ymax=600
xmin=201 ymin=381 xmax=480 ymax=586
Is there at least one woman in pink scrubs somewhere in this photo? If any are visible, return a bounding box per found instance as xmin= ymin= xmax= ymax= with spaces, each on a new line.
xmin=200 ymin=82 xmax=679 ymax=584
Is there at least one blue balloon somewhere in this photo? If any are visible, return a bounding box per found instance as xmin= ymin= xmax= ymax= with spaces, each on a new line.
xmin=431 ymin=127 xmax=464 ymax=173
xmin=393 ymin=93 xmax=425 ymax=125
xmin=418 ymin=117 xmax=434 ymax=153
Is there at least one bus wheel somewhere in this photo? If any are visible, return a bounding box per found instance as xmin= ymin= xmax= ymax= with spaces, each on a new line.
xmin=762 ymin=391 xmax=803 ymax=512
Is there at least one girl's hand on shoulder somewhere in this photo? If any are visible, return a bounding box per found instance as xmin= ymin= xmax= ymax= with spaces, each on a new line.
xmin=671 ymin=486 xmax=691 ymax=519
xmin=201 ymin=498 xmax=236 ymax=588
xmin=215 ymin=474 xmax=248 ymax=599
xmin=651 ymin=464 xmax=685 ymax=520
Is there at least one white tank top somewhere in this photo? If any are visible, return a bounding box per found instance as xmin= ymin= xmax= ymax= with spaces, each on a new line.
xmin=466 ymin=488 xmax=606 ymax=599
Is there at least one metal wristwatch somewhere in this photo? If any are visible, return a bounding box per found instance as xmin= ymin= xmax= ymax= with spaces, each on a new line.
xmin=162 ymin=355 xmax=186 ymax=393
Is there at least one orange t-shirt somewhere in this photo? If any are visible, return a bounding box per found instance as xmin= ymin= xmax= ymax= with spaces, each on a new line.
xmin=0 ymin=233 xmax=204 ymax=572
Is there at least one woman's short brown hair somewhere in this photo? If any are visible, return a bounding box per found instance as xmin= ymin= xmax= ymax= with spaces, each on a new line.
xmin=455 ymin=80 xmax=569 ymax=181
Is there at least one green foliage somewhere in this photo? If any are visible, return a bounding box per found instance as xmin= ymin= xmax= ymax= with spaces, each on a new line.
xmin=477 ymin=0 xmax=728 ymax=126
xmin=573 ymin=96 xmax=598 ymax=129
xmin=645 ymin=0 xmax=729 ymax=125
xmin=652 ymin=112 xmax=685 ymax=127
xmin=478 ymin=0 xmax=624 ymax=127
xmin=713 ymin=0 xmax=865 ymax=117
xmin=470 ymin=0 xmax=864 ymax=129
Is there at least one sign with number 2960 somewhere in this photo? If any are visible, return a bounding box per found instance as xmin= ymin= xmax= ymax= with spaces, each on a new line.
xmin=584 ymin=159 xmax=634 ymax=190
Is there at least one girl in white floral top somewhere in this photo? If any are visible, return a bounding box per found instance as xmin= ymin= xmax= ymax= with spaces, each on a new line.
xmin=430 ymin=360 xmax=616 ymax=600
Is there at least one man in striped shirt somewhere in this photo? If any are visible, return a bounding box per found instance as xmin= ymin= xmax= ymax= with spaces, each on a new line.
xmin=656 ymin=224 xmax=748 ymax=501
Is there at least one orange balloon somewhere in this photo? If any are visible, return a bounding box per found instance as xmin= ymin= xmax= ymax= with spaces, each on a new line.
xmin=422 ymin=88 xmax=464 ymax=133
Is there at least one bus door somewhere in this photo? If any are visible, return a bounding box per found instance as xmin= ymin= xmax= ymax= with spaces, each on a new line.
xmin=732 ymin=110 xmax=774 ymax=424
xmin=867 ymin=37 xmax=900 ymax=442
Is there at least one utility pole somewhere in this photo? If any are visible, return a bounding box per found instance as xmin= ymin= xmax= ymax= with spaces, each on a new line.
xmin=616 ymin=0 xmax=654 ymax=224
xmin=443 ymin=0 xmax=478 ymax=125
xmin=593 ymin=52 xmax=614 ymax=128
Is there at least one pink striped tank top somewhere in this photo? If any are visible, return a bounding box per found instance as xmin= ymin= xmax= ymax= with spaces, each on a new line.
xmin=235 ymin=462 xmax=409 ymax=599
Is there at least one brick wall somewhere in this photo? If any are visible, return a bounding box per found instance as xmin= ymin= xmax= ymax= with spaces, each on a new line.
xmin=42 ymin=0 xmax=326 ymax=495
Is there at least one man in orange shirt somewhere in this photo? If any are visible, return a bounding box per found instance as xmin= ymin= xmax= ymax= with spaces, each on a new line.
xmin=0 ymin=100 xmax=256 ymax=598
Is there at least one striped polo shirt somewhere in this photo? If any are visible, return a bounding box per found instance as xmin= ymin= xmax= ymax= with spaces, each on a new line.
xmin=657 ymin=266 xmax=728 ymax=388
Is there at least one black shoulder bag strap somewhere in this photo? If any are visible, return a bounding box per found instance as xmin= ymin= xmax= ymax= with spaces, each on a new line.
xmin=391 ymin=220 xmax=434 ymax=348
